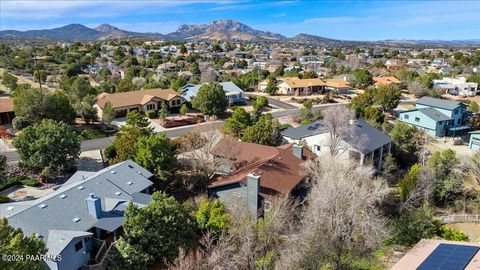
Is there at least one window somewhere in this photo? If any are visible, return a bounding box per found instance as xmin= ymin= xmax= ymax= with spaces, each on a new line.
xmin=146 ymin=103 xmax=155 ymax=110
xmin=415 ymin=117 xmax=420 ymax=122
xmin=176 ymin=99 xmax=181 ymax=105
xmin=404 ymin=114 xmax=409 ymax=120
xmin=314 ymin=145 xmax=321 ymax=152
xmin=75 ymin=240 xmax=83 ymax=252
xmin=457 ymin=118 xmax=461 ymax=124
xmin=454 ymin=109 xmax=459 ymax=114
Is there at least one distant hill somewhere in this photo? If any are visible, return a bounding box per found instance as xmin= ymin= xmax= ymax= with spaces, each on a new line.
xmin=1 ymin=20 xmax=478 ymax=47
xmin=167 ymin=19 xmax=286 ymax=41
xmin=0 ymin=23 xmax=165 ymax=41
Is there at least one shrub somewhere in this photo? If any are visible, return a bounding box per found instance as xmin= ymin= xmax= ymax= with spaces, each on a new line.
xmin=104 ymin=144 xmax=117 ymax=160
xmin=0 ymin=195 xmax=10 ymax=203
xmin=179 ymin=104 xmax=189 ymax=115
xmin=12 ymin=117 xmax=30 ymax=130
xmin=279 ymin=123 xmax=292 ymax=130
xmin=439 ymin=226 xmax=469 ymax=241
xmin=145 ymin=110 xmax=157 ymax=119
xmin=8 ymin=176 xmax=40 ymax=187
xmin=300 ymin=119 xmax=313 ymax=125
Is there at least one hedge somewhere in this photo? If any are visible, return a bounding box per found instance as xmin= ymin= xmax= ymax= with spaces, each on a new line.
xmin=146 ymin=110 xmax=157 ymax=118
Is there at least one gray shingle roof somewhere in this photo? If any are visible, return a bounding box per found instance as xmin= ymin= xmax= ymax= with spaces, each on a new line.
xmin=281 ymin=119 xmax=391 ymax=154
xmin=46 ymin=230 xmax=92 ymax=257
xmin=418 ymin=108 xmax=452 ymax=121
xmin=416 ymin=96 xmax=465 ymax=110
xmin=181 ymin=81 xmax=244 ymax=102
xmin=281 ymin=122 xmax=327 ymax=140
xmin=3 ymin=160 xmax=153 ymax=242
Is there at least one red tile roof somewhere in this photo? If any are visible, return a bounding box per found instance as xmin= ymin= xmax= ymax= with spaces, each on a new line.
xmin=0 ymin=97 xmax=14 ymax=113
xmin=209 ymin=139 xmax=315 ymax=200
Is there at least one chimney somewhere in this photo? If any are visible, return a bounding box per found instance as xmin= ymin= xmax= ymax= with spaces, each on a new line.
xmin=292 ymin=144 xmax=304 ymax=159
xmin=247 ymin=174 xmax=260 ymax=219
xmin=86 ymin=194 xmax=102 ymax=219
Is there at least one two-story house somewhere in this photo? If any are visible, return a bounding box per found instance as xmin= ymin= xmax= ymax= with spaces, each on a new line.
xmin=398 ymin=97 xmax=469 ymax=137
xmin=0 ymin=160 xmax=154 ymax=270
xmin=281 ymin=119 xmax=392 ymax=170
xmin=208 ymin=139 xmax=315 ymax=219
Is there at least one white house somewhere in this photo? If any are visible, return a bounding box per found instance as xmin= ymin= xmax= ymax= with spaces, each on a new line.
xmin=433 ymin=77 xmax=478 ymax=97
xmin=281 ymin=119 xmax=392 ymax=170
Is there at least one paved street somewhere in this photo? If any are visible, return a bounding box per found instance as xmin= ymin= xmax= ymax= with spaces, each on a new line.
xmin=5 ymin=121 xmax=224 ymax=163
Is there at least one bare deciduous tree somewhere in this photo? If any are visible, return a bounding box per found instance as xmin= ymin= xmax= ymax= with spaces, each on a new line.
xmin=322 ymin=106 xmax=355 ymax=156
xmin=399 ymin=167 xmax=435 ymax=213
xmin=276 ymin=157 xmax=389 ymax=270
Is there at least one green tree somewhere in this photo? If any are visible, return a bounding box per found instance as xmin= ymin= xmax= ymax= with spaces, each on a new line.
xmin=134 ymin=134 xmax=176 ymax=186
xmin=126 ymin=111 xmax=153 ymax=135
xmin=179 ymin=104 xmax=189 ymax=115
xmin=12 ymin=119 xmax=80 ymax=175
xmin=75 ymin=94 xmax=97 ymax=124
xmin=350 ymin=87 xmax=375 ymax=117
xmin=381 ymin=153 xmax=398 ymax=185
xmin=375 ymin=84 xmax=401 ymax=111
xmin=0 ymin=218 xmax=47 ymax=270
xmin=191 ymin=82 xmax=228 ymax=116
xmin=115 ymin=192 xmax=196 ymax=268
xmin=44 ymin=91 xmax=76 ymax=124
xmin=102 ymin=101 xmax=115 ymax=127
xmin=195 ymin=198 xmax=230 ymax=236
xmin=363 ymin=106 xmax=385 ymax=128
xmin=111 ymin=125 xmax=144 ymax=164
xmin=398 ymin=164 xmax=422 ymax=201
xmin=264 ymin=76 xmax=278 ymax=95
xmin=1 ymin=71 xmax=18 ymax=91
xmin=0 ymin=153 xmax=6 ymax=182
xmin=427 ymin=149 xmax=463 ymax=205
xmin=158 ymin=102 xmax=170 ymax=120
xmin=468 ymin=101 xmax=479 ymax=113
xmin=391 ymin=205 xmax=439 ymax=246
xmin=253 ymin=96 xmax=269 ymax=111
xmin=242 ymin=114 xmax=283 ymax=146
xmin=390 ymin=122 xmax=421 ymax=165
xmin=352 ymin=68 xmax=373 ymax=87
xmin=223 ymin=107 xmax=252 ymax=137
xmin=69 ymin=77 xmax=97 ymax=99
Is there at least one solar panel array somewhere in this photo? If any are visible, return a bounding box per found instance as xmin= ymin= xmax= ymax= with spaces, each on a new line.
xmin=417 ymin=243 xmax=479 ymax=270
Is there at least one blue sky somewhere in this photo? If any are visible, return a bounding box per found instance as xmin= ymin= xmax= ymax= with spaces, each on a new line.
xmin=1 ymin=0 xmax=479 ymax=41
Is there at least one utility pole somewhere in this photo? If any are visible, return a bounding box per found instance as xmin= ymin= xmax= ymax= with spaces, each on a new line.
xmin=33 ymin=54 xmax=42 ymax=89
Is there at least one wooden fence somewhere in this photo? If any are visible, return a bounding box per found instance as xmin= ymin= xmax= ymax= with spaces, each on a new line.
xmin=436 ymin=214 xmax=480 ymax=224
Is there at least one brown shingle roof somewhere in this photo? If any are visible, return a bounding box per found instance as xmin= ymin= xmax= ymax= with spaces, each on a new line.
xmin=325 ymin=79 xmax=351 ymax=88
xmin=279 ymin=77 xmax=326 ymax=88
xmin=96 ymin=88 xmax=181 ymax=109
xmin=0 ymin=97 xmax=14 ymax=113
xmin=209 ymin=139 xmax=315 ymax=200
xmin=373 ymin=76 xmax=401 ymax=86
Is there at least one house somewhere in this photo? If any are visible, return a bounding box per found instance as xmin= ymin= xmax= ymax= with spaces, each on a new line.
xmin=433 ymin=77 xmax=478 ymax=97
xmin=469 ymin=131 xmax=480 ymax=151
xmin=324 ymin=78 xmax=352 ymax=94
xmin=181 ymin=81 xmax=245 ymax=105
xmin=392 ymin=239 xmax=480 ymax=270
xmin=281 ymin=119 xmax=392 ymax=170
xmin=0 ymin=97 xmax=14 ymax=124
xmin=0 ymin=160 xmax=154 ymax=270
xmin=156 ymin=62 xmax=177 ymax=72
xmin=398 ymin=97 xmax=469 ymax=137
xmin=431 ymin=57 xmax=446 ymax=68
xmin=372 ymin=76 xmax=401 ymax=87
xmin=258 ymin=77 xmax=326 ymax=96
xmin=208 ymin=139 xmax=315 ymax=218
xmin=95 ymin=88 xmax=184 ymax=119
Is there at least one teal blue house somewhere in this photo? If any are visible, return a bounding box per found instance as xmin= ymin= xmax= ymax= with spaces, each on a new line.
xmin=398 ymin=97 xmax=469 ymax=137
xmin=469 ymin=131 xmax=480 ymax=151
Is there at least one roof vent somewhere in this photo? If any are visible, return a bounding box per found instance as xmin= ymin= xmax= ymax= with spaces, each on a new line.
xmin=6 ymin=206 xmax=14 ymax=211
xmin=59 ymin=194 xmax=67 ymax=199
xmin=136 ymin=170 xmax=143 ymax=175
xmin=115 ymin=191 xmax=122 ymax=196
xmin=128 ymin=164 xmax=134 ymax=169
xmin=78 ymin=186 xmax=85 ymax=190
xmin=72 ymin=217 xmax=81 ymax=223
xmin=127 ymin=181 xmax=133 ymax=185
xmin=39 ymin=204 xmax=47 ymax=209
xmin=110 ymin=170 xmax=116 ymax=174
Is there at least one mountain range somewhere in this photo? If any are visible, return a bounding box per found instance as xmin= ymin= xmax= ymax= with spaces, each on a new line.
xmin=1 ymin=19 xmax=479 ymax=46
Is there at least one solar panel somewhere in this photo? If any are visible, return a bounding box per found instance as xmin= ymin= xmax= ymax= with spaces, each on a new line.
xmin=417 ymin=243 xmax=480 ymax=270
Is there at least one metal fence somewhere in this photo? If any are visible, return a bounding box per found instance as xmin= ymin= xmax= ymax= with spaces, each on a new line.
xmin=436 ymin=214 xmax=480 ymax=224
